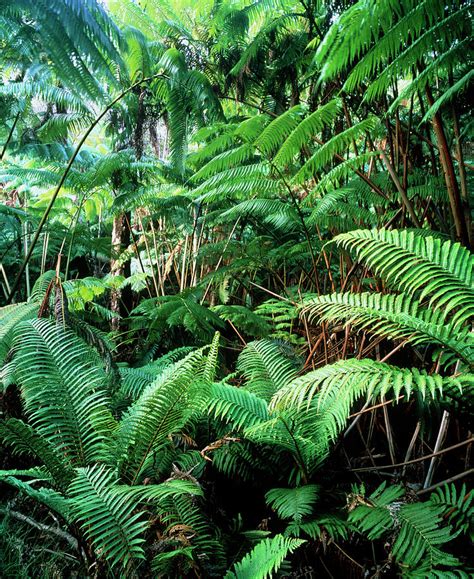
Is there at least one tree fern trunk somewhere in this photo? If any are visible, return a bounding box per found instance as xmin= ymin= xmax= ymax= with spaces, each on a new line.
xmin=424 ymin=85 xmax=470 ymax=248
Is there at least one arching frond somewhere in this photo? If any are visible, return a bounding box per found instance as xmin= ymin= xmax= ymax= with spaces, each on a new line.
xmin=332 ymin=229 xmax=474 ymax=325
xmin=11 ymin=318 xmax=115 ymax=464
xmin=208 ymin=382 xmax=269 ymax=431
xmin=301 ymin=292 xmax=474 ymax=366
xmin=224 ymin=534 xmax=305 ymax=579
xmin=271 ymin=359 xmax=468 ymax=441
xmin=237 ymin=340 xmax=301 ymax=401
xmin=294 ymin=117 xmax=379 ymax=183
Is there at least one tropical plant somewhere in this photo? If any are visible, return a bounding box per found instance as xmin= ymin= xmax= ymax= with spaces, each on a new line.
xmin=1 ymin=0 xmax=472 ymax=576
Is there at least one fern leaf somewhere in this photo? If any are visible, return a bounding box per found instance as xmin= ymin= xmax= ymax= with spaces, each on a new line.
xmin=208 ymin=383 xmax=269 ymax=431
xmin=266 ymin=485 xmax=319 ymax=522
xmin=68 ymin=465 xmax=148 ymax=571
xmin=225 ymin=534 xmax=305 ymax=579
xmin=237 ymin=340 xmax=301 ymax=402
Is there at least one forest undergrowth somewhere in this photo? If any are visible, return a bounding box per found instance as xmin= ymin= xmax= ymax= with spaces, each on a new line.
xmin=0 ymin=0 xmax=473 ymax=577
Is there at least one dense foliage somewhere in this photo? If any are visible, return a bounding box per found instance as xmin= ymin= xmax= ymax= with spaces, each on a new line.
xmin=0 ymin=0 xmax=472 ymax=577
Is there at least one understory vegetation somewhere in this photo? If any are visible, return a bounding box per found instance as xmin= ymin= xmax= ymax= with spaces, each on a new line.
xmin=0 ymin=0 xmax=473 ymax=577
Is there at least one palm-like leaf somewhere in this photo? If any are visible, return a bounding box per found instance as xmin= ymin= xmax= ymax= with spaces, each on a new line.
xmin=113 ymin=349 xmax=211 ymax=484
xmin=11 ymin=318 xmax=115 ymax=465
xmin=224 ymin=534 xmax=305 ymax=579
xmin=68 ymin=465 xmax=148 ymax=571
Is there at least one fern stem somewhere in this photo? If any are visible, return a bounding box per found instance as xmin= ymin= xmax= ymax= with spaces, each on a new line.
xmin=0 ymin=112 xmax=20 ymax=161
xmin=351 ymin=437 xmax=473 ymax=473
xmin=424 ymin=82 xmax=470 ymax=247
xmin=379 ymin=151 xmax=421 ymax=227
xmin=416 ymin=468 xmax=474 ymax=496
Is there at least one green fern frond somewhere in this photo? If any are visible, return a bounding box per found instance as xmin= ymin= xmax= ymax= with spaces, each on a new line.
xmin=310 ymin=152 xmax=378 ymax=193
xmin=254 ymin=105 xmax=305 ymax=156
xmin=224 ymin=534 xmax=305 ymax=579
xmin=273 ymin=99 xmax=341 ymax=168
xmin=393 ymin=502 xmax=459 ymax=572
xmin=295 ymin=117 xmax=380 ymax=183
xmin=266 ymin=485 xmax=319 ymax=522
xmin=0 ymin=302 xmax=38 ymax=364
xmin=68 ymin=465 xmax=148 ymax=571
xmin=208 ymin=383 xmax=269 ymax=431
xmin=430 ymin=484 xmax=474 ymax=538
xmin=237 ymin=340 xmax=301 ymax=402
xmin=333 ymin=229 xmax=474 ymax=326
xmin=301 ymin=292 xmax=474 ymax=366
xmin=421 ymin=69 xmax=474 ymax=123
xmin=285 ymin=514 xmax=350 ymax=541
xmin=0 ymin=475 xmax=71 ymax=521
xmin=11 ymin=318 xmax=115 ymax=464
xmin=213 ymin=305 xmax=271 ymax=338
xmin=113 ymin=349 xmax=210 ymax=484
xmin=244 ymin=413 xmax=326 ymax=480
xmin=0 ymin=419 xmax=74 ymax=489
xmin=159 ymin=492 xmax=225 ymax=573
xmin=349 ymin=482 xmax=405 ymax=539
xmin=271 ymin=359 xmax=467 ymax=441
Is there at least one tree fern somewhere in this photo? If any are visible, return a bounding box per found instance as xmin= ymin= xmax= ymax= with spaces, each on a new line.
xmin=273 ymin=99 xmax=341 ymax=167
xmin=331 ymin=229 xmax=474 ymax=327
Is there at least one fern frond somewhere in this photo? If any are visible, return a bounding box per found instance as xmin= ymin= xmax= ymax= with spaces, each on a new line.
xmin=430 ymin=484 xmax=474 ymax=537
xmin=11 ymin=318 xmax=115 ymax=464
xmin=237 ymin=340 xmax=301 ymax=402
xmin=393 ymin=502 xmax=459 ymax=571
xmin=301 ymin=292 xmax=474 ymax=366
xmin=266 ymin=485 xmax=319 ymax=522
xmin=254 ymin=105 xmax=305 ymax=157
xmin=421 ymin=69 xmax=474 ymax=123
xmin=192 ymin=143 xmax=257 ymax=182
xmin=295 ymin=117 xmax=379 ymax=183
xmin=208 ymin=383 xmax=269 ymax=431
xmin=333 ymin=229 xmax=474 ymax=326
xmin=224 ymin=534 xmax=305 ymax=579
xmin=271 ymin=99 xmax=339 ymax=166
xmin=113 ymin=350 xmax=210 ymax=484
xmin=68 ymin=465 xmax=147 ymax=571
xmin=349 ymin=482 xmax=405 ymax=539
xmin=0 ymin=302 xmax=38 ymax=364
xmin=271 ymin=359 xmax=467 ymax=441
xmin=0 ymin=475 xmax=71 ymax=521
xmin=0 ymin=419 xmax=74 ymax=489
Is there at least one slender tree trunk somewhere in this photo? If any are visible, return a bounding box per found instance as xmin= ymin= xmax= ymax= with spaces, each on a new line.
xmin=452 ymin=104 xmax=472 ymax=245
xmin=424 ymin=85 xmax=470 ymax=247
xmin=110 ymin=212 xmax=131 ymax=330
